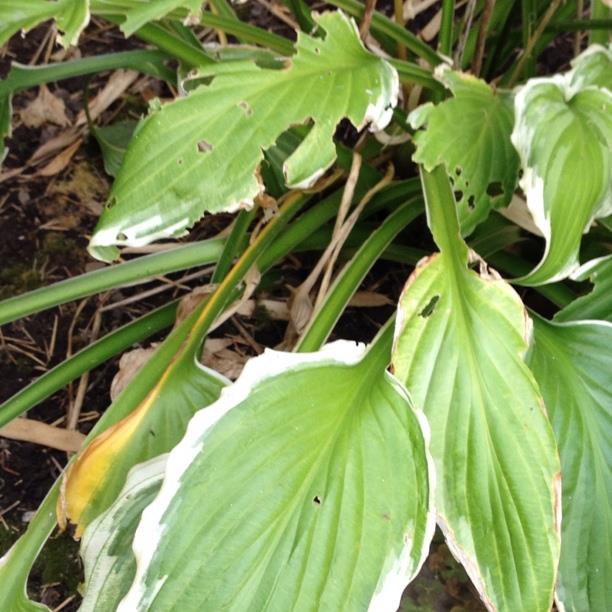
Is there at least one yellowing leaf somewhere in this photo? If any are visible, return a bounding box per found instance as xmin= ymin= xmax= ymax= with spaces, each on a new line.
xmin=59 ymin=316 xmax=227 ymax=534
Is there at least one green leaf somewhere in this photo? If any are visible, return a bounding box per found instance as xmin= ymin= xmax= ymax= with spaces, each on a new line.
xmin=408 ymin=67 xmax=519 ymax=236
xmin=568 ymin=43 xmax=612 ymax=90
xmin=0 ymin=553 xmax=50 ymax=611
xmin=392 ymin=166 xmax=560 ymax=611
xmin=80 ymin=455 xmax=166 ymax=612
xmin=60 ymin=309 xmax=227 ymax=534
xmin=527 ymin=316 xmax=612 ymax=611
xmin=0 ymin=0 xmax=89 ymax=48
xmin=511 ymin=44 xmax=612 ymax=285
xmin=115 ymin=0 xmax=201 ymax=36
xmin=88 ymin=11 xmax=399 ymax=261
xmin=92 ymin=119 xmax=138 ymax=177
xmin=119 ymin=341 xmax=434 ymax=610
xmin=554 ymin=255 xmax=612 ymax=323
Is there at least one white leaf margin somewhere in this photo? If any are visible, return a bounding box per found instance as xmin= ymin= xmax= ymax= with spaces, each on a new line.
xmin=118 ymin=340 xmax=436 ymax=612
xmin=79 ymin=454 xmax=168 ymax=612
xmin=510 ymin=44 xmax=612 ymax=283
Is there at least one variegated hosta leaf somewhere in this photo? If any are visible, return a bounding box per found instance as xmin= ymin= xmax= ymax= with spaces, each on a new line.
xmin=554 ymin=254 xmax=612 ymax=323
xmin=527 ymin=317 xmax=612 ymax=611
xmin=119 ymin=341 xmax=434 ymax=611
xmin=98 ymin=0 xmax=202 ymax=36
xmin=392 ymin=167 xmax=560 ymax=611
xmin=88 ymin=11 xmax=399 ymax=261
xmin=59 ymin=325 xmax=228 ymax=534
xmin=80 ymin=455 xmax=167 ymax=612
xmin=0 ymin=0 xmax=89 ymax=48
xmin=408 ymin=66 xmax=519 ymax=236
xmin=511 ymin=44 xmax=612 ymax=285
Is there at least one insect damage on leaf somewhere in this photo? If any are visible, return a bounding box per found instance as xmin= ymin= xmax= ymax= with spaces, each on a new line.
xmin=88 ymin=11 xmax=399 ymax=261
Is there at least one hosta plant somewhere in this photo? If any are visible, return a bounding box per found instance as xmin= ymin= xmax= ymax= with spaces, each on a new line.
xmin=0 ymin=1 xmax=610 ymax=611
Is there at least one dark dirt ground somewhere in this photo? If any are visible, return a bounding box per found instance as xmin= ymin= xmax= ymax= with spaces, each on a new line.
xmin=0 ymin=2 xmax=581 ymax=610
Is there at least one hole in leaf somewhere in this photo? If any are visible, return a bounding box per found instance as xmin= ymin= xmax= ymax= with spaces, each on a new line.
xmin=313 ymin=495 xmax=322 ymax=505
xmin=467 ymin=195 xmax=475 ymax=210
xmin=314 ymin=47 xmax=320 ymax=54
xmin=105 ymin=197 xmax=117 ymax=210
xmin=238 ymin=101 xmax=253 ymax=116
xmin=116 ymin=232 xmax=128 ymax=241
xmin=177 ymin=158 xmax=183 ymax=165
xmin=419 ymin=295 xmax=440 ymax=318
xmin=487 ymin=181 xmax=503 ymax=197
xmin=455 ymin=166 xmax=462 ymax=176
xmin=453 ymin=190 xmax=463 ymax=202
xmin=197 ymin=140 xmax=213 ymax=153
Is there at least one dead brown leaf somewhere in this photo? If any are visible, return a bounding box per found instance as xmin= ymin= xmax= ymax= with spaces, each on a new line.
xmin=201 ymin=338 xmax=248 ymax=380
xmin=37 ymin=138 xmax=82 ymax=177
xmin=175 ymin=285 xmax=217 ymax=327
xmin=348 ymin=290 xmax=393 ymax=308
xmin=75 ymin=69 xmax=139 ymax=125
xmin=110 ymin=346 xmax=157 ymax=401
xmin=20 ymin=85 xmax=70 ymax=129
xmin=0 ymin=418 xmax=85 ymax=453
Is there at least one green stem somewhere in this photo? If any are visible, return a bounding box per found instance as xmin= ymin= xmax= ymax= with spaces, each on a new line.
xmin=326 ymin=0 xmax=444 ymax=66
xmin=361 ymin=315 xmax=395 ymax=373
xmin=282 ymin=0 xmax=316 ymax=31
xmin=0 ymin=50 xmax=174 ymax=98
xmin=132 ymin=21 xmax=216 ymax=66
xmin=388 ymin=58 xmax=445 ymax=92
xmin=0 ymin=239 xmax=224 ymax=325
xmin=590 ymin=0 xmax=612 ymax=44
xmin=439 ymin=0 xmax=455 ymax=56
xmin=0 ymin=482 xmax=59 ymax=609
xmin=419 ymin=166 xmax=467 ymax=269
xmin=0 ymin=303 xmax=176 ymax=428
xmin=520 ymin=0 xmax=536 ymax=78
xmin=507 ymin=0 xmax=563 ymax=87
xmin=212 ymin=210 xmax=257 ymax=283
xmin=296 ymin=200 xmax=422 ymax=352
xmin=209 ymin=0 xmax=237 ymax=20
xmin=545 ymin=18 xmax=612 ymax=31
xmin=200 ymin=11 xmax=295 ymax=55
xmin=182 ymin=194 xmax=308 ymax=355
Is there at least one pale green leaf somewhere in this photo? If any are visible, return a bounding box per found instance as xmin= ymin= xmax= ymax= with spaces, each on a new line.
xmin=568 ymin=43 xmax=612 ymax=90
xmin=80 ymin=455 xmax=166 ymax=612
xmin=408 ymin=66 xmax=519 ymax=236
xmin=392 ymin=167 xmax=560 ymax=611
xmin=554 ymin=255 xmax=612 ymax=323
xmin=0 ymin=0 xmax=89 ymax=48
xmin=120 ymin=341 xmax=434 ymax=611
xmin=88 ymin=11 xmax=399 ymax=261
xmin=527 ymin=317 xmax=612 ymax=611
xmin=511 ymin=44 xmax=612 ymax=285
